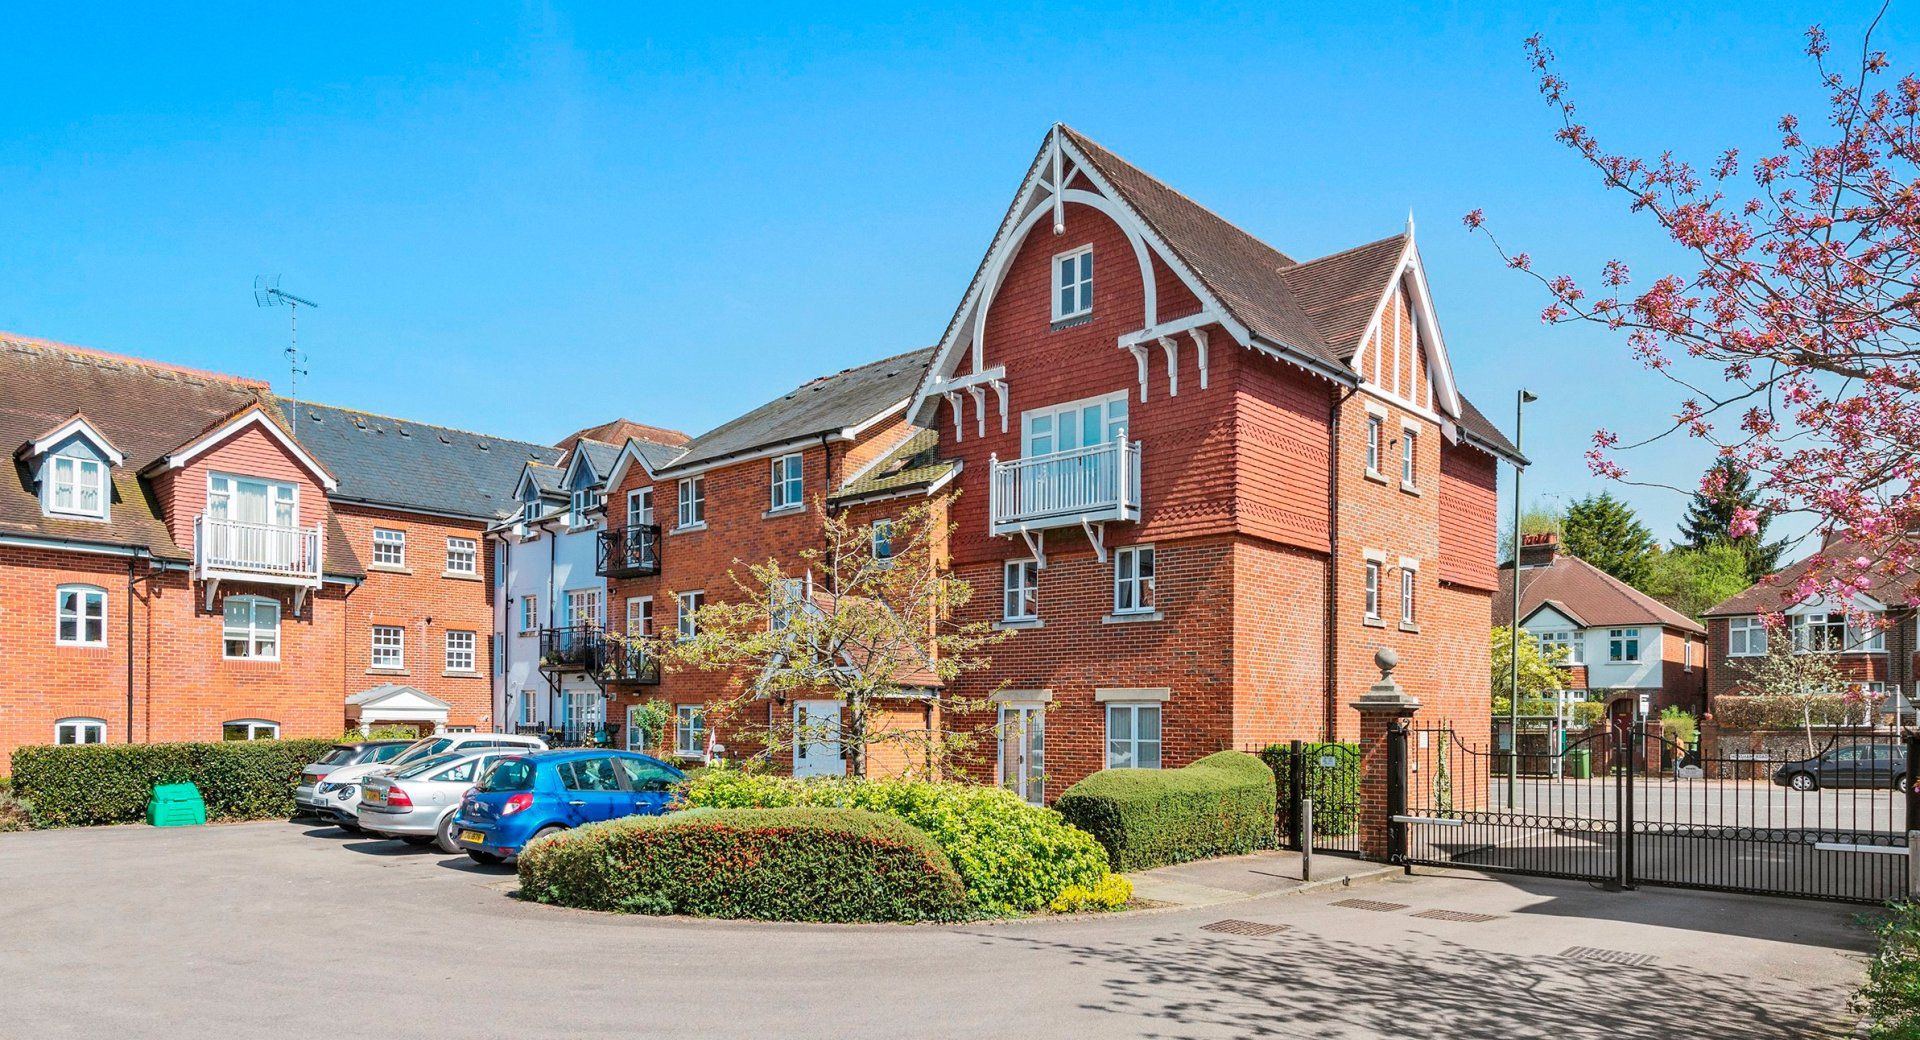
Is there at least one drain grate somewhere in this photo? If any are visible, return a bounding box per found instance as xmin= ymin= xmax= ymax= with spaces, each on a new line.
xmin=1412 ymin=909 xmax=1503 ymax=923
xmin=1561 ymin=945 xmax=1656 ymax=967
xmin=1200 ymin=919 xmax=1292 ymax=937
xmin=1331 ymin=898 xmax=1409 ymax=913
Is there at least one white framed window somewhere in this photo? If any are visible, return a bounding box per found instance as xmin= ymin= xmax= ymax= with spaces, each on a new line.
xmin=445 ymin=630 xmax=476 ymax=672
xmin=371 ymin=625 xmax=405 ymax=669
xmin=521 ymin=491 xmax=541 ymax=525
xmin=1608 ymin=628 xmax=1641 ymax=663
xmin=565 ymin=588 xmax=603 ymax=629
xmin=1728 ymin=616 xmax=1768 ymax=657
xmin=1535 ymin=630 xmax=1582 ymax=664
xmin=371 ymin=528 xmax=406 ymax=568
xmin=1684 ymin=637 xmax=1693 ymax=672
xmin=1052 ymin=244 xmax=1094 ymax=322
xmin=222 ymin=719 xmax=279 ymax=741
xmin=769 ymin=578 xmax=804 ymax=633
xmin=676 ymin=704 xmax=707 ymax=757
xmin=494 ymin=542 xmax=507 ymax=587
xmin=518 ymin=691 xmax=536 ymax=726
xmin=55 ymin=717 xmax=106 ymax=745
xmin=872 ymin=519 xmax=894 ymax=562
xmin=770 ymin=453 xmax=804 ymax=511
xmin=445 ymin=537 xmax=477 ymax=575
xmin=1401 ymin=428 xmax=1419 ymax=489
xmin=627 ymin=487 xmax=654 ymax=528
xmin=1788 ymin=611 xmax=1886 ymax=653
xmin=222 ymin=596 xmax=280 ymax=660
xmin=626 ymin=596 xmax=653 ymax=636
xmin=1023 ymin=391 xmax=1128 ymax=457
xmin=1363 ymin=560 xmax=1382 ymax=621
xmin=678 ymin=476 xmax=706 ymax=528
xmin=569 ymin=486 xmax=597 ymax=526
xmin=207 ymin=473 xmax=296 ymax=528
xmin=1114 ymin=545 xmax=1155 ymax=614
xmin=677 ymin=591 xmax=705 ymax=640
xmin=47 ymin=455 xmax=108 ymax=519
xmin=998 ymin=704 xmax=1045 ymax=805
xmin=1400 ymin=568 xmax=1416 ymax=623
xmin=1004 ymin=560 xmax=1038 ymax=621
xmin=519 ymin=596 xmax=539 ymax=633
xmin=1105 ymin=703 xmax=1162 ymax=769
xmin=55 ymin=585 xmax=106 ymax=647
xmin=1364 ymin=415 xmax=1383 ymax=476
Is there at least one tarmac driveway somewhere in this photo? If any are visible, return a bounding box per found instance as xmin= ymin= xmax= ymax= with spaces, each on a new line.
xmin=0 ymin=820 xmax=1875 ymax=1039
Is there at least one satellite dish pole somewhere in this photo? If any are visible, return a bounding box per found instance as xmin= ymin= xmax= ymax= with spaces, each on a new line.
xmin=253 ymin=276 xmax=318 ymax=440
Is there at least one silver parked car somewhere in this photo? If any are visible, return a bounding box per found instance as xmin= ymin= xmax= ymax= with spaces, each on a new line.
xmin=357 ymin=749 xmax=510 ymax=852
xmin=312 ymin=733 xmax=549 ymax=832
xmin=295 ymin=740 xmax=414 ymax=818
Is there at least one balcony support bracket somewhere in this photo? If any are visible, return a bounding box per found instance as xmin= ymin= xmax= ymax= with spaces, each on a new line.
xmin=291 ymin=585 xmax=309 ymax=619
xmin=1081 ymin=518 xmax=1109 ymax=564
xmin=1127 ymin=345 xmax=1150 ymax=402
xmin=1018 ymin=528 xmax=1047 ymax=569
xmin=202 ymin=577 xmax=220 ymax=614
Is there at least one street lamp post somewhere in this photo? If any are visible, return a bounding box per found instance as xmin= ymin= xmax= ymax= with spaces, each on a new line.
xmin=1507 ymin=388 xmax=1537 ymax=810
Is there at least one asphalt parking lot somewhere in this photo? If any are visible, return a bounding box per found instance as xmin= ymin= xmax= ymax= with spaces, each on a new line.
xmin=0 ymin=820 xmax=1876 ymax=1039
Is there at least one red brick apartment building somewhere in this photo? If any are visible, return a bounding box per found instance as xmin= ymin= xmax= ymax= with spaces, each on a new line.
xmin=0 ymin=333 xmax=554 ymax=762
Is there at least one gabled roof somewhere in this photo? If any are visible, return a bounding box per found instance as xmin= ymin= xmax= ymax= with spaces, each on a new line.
xmin=556 ymin=418 xmax=690 ymax=457
xmin=1278 ymin=233 xmax=1410 ymax=361
xmin=146 ymin=401 xmax=339 ymax=492
xmin=564 ymin=439 xmax=622 ymax=488
xmin=829 ymin=428 xmax=960 ymax=505
xmin=346 ymin=683 xmax=452 ymax=709
xmin=662 ymin=348 xmax=933 ymax=474
xmin=514 ymin=461 xmax=566 ymax=500
xmin=1497 ymin=550 xmax=1706 ymax=635
xmin=1705 ymin=537 xmax=1918 ymax=617
xmin=276 ymin=399 xmax=559 ymax=520
xmin=17 ymin=412 xmax=126 ymax=467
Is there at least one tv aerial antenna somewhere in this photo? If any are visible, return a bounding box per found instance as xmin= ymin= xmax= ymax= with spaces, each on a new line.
xmin=253 ymin=276 xmax=318 ymax=439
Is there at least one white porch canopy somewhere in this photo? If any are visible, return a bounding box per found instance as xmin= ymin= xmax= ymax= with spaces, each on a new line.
xmin=346 ymin=683 xmax=451 ymax=734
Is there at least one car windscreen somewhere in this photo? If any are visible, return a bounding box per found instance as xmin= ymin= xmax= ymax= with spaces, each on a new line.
xmin=317 ymin=746 xmax=358 ymax=766
xmin=478 ymin=758 xmax=537 ymax=793
xmin=390 ymin=738 xmax=455 ymax=766
xmin=368 ymin=743 xmax=410 ymax=762
xmin=393 ymin=752 xmax=467 ymax=780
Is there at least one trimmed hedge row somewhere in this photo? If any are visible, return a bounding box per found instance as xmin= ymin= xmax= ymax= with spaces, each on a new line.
xmin=1054 ymin=750 xmax=1276 ymax=871
xmin=10 ymin=738 xmax=336 ymax=827
xmin=1257 ymin=741 xmax=1360 ymax=838
xmin=678 ymin=770 xmax=1112 ymax=916
xmin=518 ymin=807 xmax=970 ymax=923
xmin=1711 ymin=695 xmax=1864 ymax=730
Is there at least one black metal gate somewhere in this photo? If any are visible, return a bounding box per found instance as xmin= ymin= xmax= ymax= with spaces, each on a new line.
xmin=1394 ymin=722 xmax=1912 ymax=905
xmin=1265 ymin=740 xmax=1363 ymax=856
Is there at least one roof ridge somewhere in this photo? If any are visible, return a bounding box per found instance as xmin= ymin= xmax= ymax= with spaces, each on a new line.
xmin=0 ymin=331 xmax=270 ymax=389
xmin=281 ymin=396 xmax=556 ymax=453
xmin=793 ymin=345 xmax=935 ymax=391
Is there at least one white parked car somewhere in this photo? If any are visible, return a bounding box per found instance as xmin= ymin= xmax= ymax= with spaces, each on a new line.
xmin=356 ymin=749 xmax=511 ymax=852
xmin=312 ymin=733 xmax=547 ymax=832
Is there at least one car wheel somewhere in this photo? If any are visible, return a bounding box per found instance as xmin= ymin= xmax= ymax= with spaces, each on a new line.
xmin=1895 ymin=772 xmax=1909 ymax=793
xmin=1789 ymin=772 xmax=1819 ymax=792
xmin=530 ymin=825 xmax=566 ymax=845
xmin=467 ymin=850 xmax=504 ymax=865
xmin=435 ymin=815 xmax=462 ymax=854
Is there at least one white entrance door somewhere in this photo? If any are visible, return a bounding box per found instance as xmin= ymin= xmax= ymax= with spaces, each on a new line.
xmin=793 ymin=701 xmax=845 ymax=778
xmin=998 ymin=705 xmax=1045 ymax=804
xmin=564 ymin=685 xmax=602 ymax=743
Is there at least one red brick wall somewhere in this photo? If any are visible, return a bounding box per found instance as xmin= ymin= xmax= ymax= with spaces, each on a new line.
xmin=1438 ymin=438 xmax=1498 ymax=592
xmin=1658 ymin=627 xmax=1708 ymax=715
xmin=160 ymin=421 xmax=331 ymax=557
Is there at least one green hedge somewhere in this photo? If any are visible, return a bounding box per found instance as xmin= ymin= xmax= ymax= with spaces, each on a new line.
xmin=518 ymin=806 xmax=969 ymax=923
xmin=678 ymin=770 xmax=1112 ymax=916
xmin=10 ymin=738 xmax=336 ymax=827
xmin=1257 ymin=741 xmax=1360 ymax=838
xmin=1053 ymin=750 xmax=1276 ymax=872
xmin=1711 ymin=695 xmax=1861 ymax=730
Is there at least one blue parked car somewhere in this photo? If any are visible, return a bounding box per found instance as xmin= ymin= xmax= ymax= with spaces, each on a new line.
xmin=451 ymin=749 xmax=686 ymax=864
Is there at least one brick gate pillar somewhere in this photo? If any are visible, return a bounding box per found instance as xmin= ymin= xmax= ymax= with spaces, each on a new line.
xmin=1354 ymin=648 xmax=1420 ymax=862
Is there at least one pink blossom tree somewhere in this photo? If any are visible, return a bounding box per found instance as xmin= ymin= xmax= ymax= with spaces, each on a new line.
xmin=1469 ymin=10 xmax=1920 ymax=612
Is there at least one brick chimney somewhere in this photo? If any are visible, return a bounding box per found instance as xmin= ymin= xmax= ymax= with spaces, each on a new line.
xmin=1518 ymin=532 xmax=1560 ymax=568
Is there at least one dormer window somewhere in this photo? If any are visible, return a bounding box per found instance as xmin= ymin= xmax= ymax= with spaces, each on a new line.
xmin=48 ymin=455 xmax=108 ymax=519
xmin=1053 ymin=245 xmax=1093 ymax=323
xmin=570 ymin=487 xmax=597 ymax=526
xmin=521 ymin=491 xmax=541 ymax=525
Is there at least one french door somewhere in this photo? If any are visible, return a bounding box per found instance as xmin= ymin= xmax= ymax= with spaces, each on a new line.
xmin=999 ymin=705 xmax=1045 ymax=804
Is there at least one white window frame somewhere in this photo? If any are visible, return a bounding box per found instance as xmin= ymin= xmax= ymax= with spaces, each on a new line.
xmin=371 ymin=528 xmax=406 ymax=568
xmin=371 ymin=625 xmax=406 ymax=670
xmin=677 ymin=476 xmax=706 ymax=529
xmin=1021 ymin=390 xmax=1129 ymax=458
xmin=1363 ymin=557 xmax=1382 ymax=621
xmin=55 ymin=717 xmax=106 ymax=745
xmin=770 ymin=453 xmax=804 ymax=511
xmin=521 ymin=491 xmax=541 ymax=525
xmin=1535 ymin=630 xmax=1582 ymax=664
xmin=444 ymin=630 xmax=476 ymax=673
xmin=1364 ymin=414 xmax=1383 ymax=477
xmin=1113 ymin=545 xmax=1155 ymax=615
xmin=1399 ymin=567 xmax=1416 ymax=624
xmin=445 ymin=536 xmax=477 ymax=576
xmin=998 ymin=703 xmax=1046 ymax=805
xmin=47 ymin=454 xmax=109 ymax=519
xmin=675 ymin=704 xmax=707 ymax=758
xmin=222 ymin=595 xmax=280 ymax=661
xmin=1104 ymin=702 xmax=1162 ymax=770
xmin=1684 ymin=636 xmax=1693 ymax=672
xmin=1004 ymin=559 xmax=1038 ymax=621
xmin=871 ymin=519 xmax=894 ymax=562
xmin=1400 ymin=426 xmax=1419 ymax=490
xmin=1728 ymin=616 xmax=1768 ymax=657
xmin=565 ymin=588 xmax=603 ymax=630
xmin=569 ymin=486 xmax=597 ymax=527
xmin=518 ymin=691 xmax=536 ymax=726
xmin=222 ymin=719 xmax=279 ymax=741
xmin=519 ymin=596 xmax=539 ymax=634
xmin=1052 ymin=244 xmax=1094 ymax=322
xmin=626 ymin=596 xmax=653 ymax=637
xmin=207 ymin=472 xmax=297 ymax=528
xmin=677 ymin=590 xmax=705 ymax=641
xmin=1608 ymin=628 xmax=1642 ymax=663
xmin=55 ymin=584 xmax=107 ymax=647
xmin=626 ymin=487 xmax=653 ymax=528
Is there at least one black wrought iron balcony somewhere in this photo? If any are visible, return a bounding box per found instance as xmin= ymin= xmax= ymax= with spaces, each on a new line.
xmin=596 ymin=523 xmax=662 ymax=578
xmin=598 ymin=638 xmax=662 ymax=685
xmin=537 ymin=625 xmax=604 ymax=672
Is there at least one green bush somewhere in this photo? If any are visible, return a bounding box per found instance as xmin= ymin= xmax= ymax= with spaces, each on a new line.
xmin=1048 ymin=874 xmax=1133 ymax=913
xmin=10 ymin=738 xmax=336 ymax=827
xmin=1659 ymin=706 xmax=1699 ymax=746
xmin=517 ymin=806 xmax=969 ymax=923
xmin=1257 ymin=741 xmax=1360 ymax=838
xmin=0 ymin=790 xmax=33 ymax=832
xmin=678 ymin=769 xmax=1111 ymax=916
xmin=1857 ymin=902 xmax=1920 ymax=1039
xmin=1710 ymin=694 xmax=1866 ymax=730
xmin=1493 ymin=695 xmax=1606 ymax=727
xmin=1053 ymin=750 xmax=1276 ymax=872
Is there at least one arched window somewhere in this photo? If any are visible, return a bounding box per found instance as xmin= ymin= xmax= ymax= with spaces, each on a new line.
xmin=55 ymin=585 xmax=107 ymax=647
xmin=221 ymin=719 xmax=279 ymax=741
xmin=55 ymin=717 xmax=106 ymax=745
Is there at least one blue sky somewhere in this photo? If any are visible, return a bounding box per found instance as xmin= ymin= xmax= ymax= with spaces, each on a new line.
xmin=0 ymin=1 xmax=1900 ymax=545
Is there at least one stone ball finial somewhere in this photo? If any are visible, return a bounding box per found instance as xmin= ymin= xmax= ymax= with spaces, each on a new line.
xmin=1375 ymin=647 xmax=1399 ymax=680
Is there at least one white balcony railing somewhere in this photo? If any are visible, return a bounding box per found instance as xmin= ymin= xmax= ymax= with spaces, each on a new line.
xmin=988 ymin=435 xmax=1142 ymax=534
xmin=194 ymin=514 xmax=324 ymax=586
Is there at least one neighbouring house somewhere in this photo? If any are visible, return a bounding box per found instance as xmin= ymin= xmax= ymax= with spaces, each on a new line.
xmin=906 ymin=124 xmax=1521 ymax=800
xmin=1702 ymin=539 xmax=1916 ymax=719
xmin=1496 ymin=533 xmax=1708 ymax=718
xmin=490 ymin=419 xmax=688 ymax=744
xmin=0 ymin=332 xmax=549 ymax=761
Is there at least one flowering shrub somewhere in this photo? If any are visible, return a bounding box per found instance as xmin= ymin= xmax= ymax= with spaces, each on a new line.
xmin=678 ymin=769 xmax=1113 ymax=916
xmin=1048 ymin=874 xmax=1133 ymax=913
